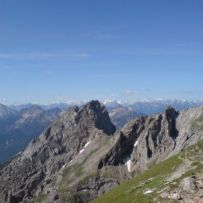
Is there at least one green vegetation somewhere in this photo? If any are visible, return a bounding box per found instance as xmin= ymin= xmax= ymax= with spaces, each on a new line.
xmin=56 ymin=135 xmax=203 ymax=203
xmin=166 ymin=139 xmax=203 ymax=198
xmin=92 ymin=139 xmax=203 ymax=203
xmin=91 ymin=154 xmax=182 ymax=203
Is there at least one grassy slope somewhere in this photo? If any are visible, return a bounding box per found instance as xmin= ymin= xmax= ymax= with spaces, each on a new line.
xmin=91 ymin=139 xmax=203 ymax=203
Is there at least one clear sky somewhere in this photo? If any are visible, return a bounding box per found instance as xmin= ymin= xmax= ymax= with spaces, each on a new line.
xmin=0 ymin=0 xmax=203 ymax=104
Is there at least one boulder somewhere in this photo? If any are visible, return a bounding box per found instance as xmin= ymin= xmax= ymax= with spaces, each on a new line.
xmin=180 ymin=177 xmax=197 ymax=193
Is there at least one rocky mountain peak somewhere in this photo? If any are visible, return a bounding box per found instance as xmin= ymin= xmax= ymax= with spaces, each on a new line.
xmin=77 ymin=100 xmax=116 ymax=135
xmin=22 ymin=100 xmax=115 ymax=160
xmin=0 ymin=101 xmax=116 ymax=203
xmin=165 ymin=106 xmax=178 ymax=120
xmin=83 ymin=100 xmax=101 ymax=110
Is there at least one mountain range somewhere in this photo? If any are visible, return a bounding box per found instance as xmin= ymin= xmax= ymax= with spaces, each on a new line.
xmin=0 ymin=100 xmax=203 ymax=203
xmin=0 ymin=104 xmax=62 ymax=164
xmin=1 ymin=99 xmax=203 ymax=165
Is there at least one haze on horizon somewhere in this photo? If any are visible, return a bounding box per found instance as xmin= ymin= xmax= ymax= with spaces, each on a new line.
xmin=0 ymin=0 xmax=203 ymax=104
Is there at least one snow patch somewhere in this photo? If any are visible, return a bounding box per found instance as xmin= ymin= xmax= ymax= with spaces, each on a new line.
xmin=124 ymin=157 xmax=132 ymax=172
xmin=84 ymin=141 xmax=91 ymax=148
xmin=62 ymin=164 xmax=66 ymax=169
xmin=144 ymin=189 xmax=154 ymax=194
xmin=79 ymin=149 xmax=85 ymax=154
xmin=134 ymin=140 xmax=138 ymax=147
xmin=79 ymin=141 xmax=92 ymax=154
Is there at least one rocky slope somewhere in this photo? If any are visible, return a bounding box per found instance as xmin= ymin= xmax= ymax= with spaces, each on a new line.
xmin=92 ymin=138 xmax=203 ymax=203
xmin=0 ymin=101 xmax=142 ymax=165
xmin=0 ymin=101 xmax=203 ymax=203
xmin=98 ymin=106 xmax=203 ymax=173
xmin=0 ymin=101 xmax=116 ymax=203
xmin=2 ymin=99 xmax=201 ymax=165
xmin=92 ymin=106 xmax=203 ymax=203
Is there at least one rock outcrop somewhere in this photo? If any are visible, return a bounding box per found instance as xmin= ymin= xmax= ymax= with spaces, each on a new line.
xmin=98 ymin=106 xmax=203 ymax=173
xmin=0 ymin=101 xmax=203 ymax=203
xmin=0 ymin=100 xmax=116 ymax=203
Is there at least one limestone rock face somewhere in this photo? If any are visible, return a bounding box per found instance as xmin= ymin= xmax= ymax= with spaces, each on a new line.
xmin=0 ymin=100 xmax=116 ymax=203
xmin=1 ymin=101 xmax=203 ymax=203
xmin=98 ymin=106 xmax=203 ymax=173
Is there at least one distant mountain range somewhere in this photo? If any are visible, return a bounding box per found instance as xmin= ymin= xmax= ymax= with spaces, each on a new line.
xmin=7 ymin=99 xmax=203 ymax=114
xmin=40 ymin=99 xmax=203 ymax=129
xmin=107 ymin=106 xmax=143 ymax=129
xmin=103 ymin=99 xmax=203 ymax=114
xmin=0 ymin=99 xmax=203 ymax=165
xmin=0 ymin=104 xmax=62 ymax=164
xmin=0 ymin=100 xmax=203 ymax=203
xmin=27 ymin=99 xmax=203 ymax=114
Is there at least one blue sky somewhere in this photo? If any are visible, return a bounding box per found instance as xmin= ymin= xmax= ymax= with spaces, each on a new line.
xmin=0 ymin=0 xmax=203 ymax=104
